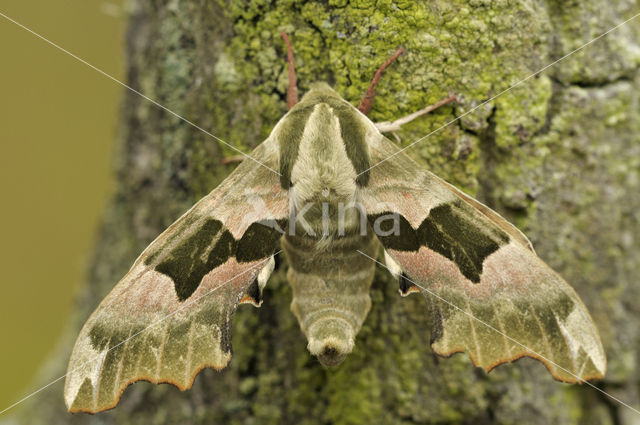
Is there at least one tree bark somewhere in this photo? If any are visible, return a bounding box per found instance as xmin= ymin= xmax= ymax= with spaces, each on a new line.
xmin=12 ymin=0 xmax=640 ymax=424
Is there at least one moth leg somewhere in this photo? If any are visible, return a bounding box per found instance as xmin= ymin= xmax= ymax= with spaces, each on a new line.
xmin=357 ymin=48 xmax=404 ymax=115
xmin=240 ymin=255 xmax=276 ymax=307
xmin=226 ymin=31 xmax=298 ymax=165
xmin=281 ymin=32 xmax=299 ymax=110
xmin=221 ymin=155 xmax=245 ymax=165
xmin=374 ymin=94 xmax=457 ymax=133
xmin=383 ymin=250 xmax=419 ymax=297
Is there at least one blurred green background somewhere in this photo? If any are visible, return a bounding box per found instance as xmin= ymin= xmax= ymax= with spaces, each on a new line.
xmin=0 ymin=1 xmax=125 ymax=409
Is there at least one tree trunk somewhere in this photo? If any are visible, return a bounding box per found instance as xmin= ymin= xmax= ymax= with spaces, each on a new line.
xmin=13 ymin=1 xmax=640 ymax=424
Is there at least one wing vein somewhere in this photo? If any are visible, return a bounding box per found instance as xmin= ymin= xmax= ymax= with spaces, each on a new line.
xmin=156 ymin=320 xmax=171 ymax=380
xmin=529 ymin=306 xmax=556 ymax=375
xmin=93 ymin=335 xmax=112 ymax=410
xmin=133 ymin=328 xmax=150 ymax=379
xmin=113 ymin=326 xmax=133 ymax=398
xmin=494 ymin=308 xmax=512 ymax=359
xmin=553 ymin=310 xmax=579 ymax=372
xmin=466 ymin=299 xmax=483 ymax=366
xmin=185 ymin=320 xmax=195 ymax=385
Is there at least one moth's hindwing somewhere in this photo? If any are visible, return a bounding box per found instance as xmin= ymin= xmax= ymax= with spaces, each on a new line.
xmin=64 ymin=140 xmax=289 ymax=413
xmin=360 ymin=135 xmax=606 ymax=382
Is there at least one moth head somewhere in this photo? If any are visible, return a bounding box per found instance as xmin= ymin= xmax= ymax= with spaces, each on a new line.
xmin=298 ymin=82 xmax=345 ymax=104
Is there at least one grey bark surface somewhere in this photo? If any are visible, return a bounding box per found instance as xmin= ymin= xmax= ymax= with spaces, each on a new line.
xmin=8 ymin=1 xmax=640 ymax=424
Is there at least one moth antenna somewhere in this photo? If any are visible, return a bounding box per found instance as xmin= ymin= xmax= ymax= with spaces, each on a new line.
xmin=281 ymin=32 xmax=299 ymax=109
xmin=357 ymin=48 xmax=404 ymax=115
xmin=374 ymin=94 xmax=458 ymax=133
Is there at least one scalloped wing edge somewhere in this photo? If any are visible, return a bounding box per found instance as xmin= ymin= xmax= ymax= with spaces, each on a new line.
xmin=68 ymin=358 xmax=231 ymax=414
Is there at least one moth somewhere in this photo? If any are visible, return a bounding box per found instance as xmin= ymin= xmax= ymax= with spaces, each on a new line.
xmin=65 ymin=34 xmax=606 ymax=413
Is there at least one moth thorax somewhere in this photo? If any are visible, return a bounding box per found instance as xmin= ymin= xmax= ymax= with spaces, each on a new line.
xmin=288 ymin=193 xmax=368 ymax=251
xmin=287 ymin=101 xmax=359 ymax=207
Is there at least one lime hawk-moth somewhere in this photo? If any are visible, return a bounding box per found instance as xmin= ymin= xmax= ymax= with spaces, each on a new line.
xmin=65 ymin=34 xmax=606 ymax=413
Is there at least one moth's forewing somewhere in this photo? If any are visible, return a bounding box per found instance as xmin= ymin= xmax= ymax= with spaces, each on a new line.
xmin=64 ymin=140 xmax=289 ymax=413
xmin=359 ymin=133 xmax=606 ymax=382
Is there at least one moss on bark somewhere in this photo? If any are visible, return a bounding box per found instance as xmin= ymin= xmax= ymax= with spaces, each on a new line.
xmin=9 ymin=1 xmax=640 ymax=424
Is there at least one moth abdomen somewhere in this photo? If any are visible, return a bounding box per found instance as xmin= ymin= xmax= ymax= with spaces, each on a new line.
xmin=283 ymin=229 xmax=378 ymax=367
xmin=306 ymin=318 xmax=355 ymax=367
